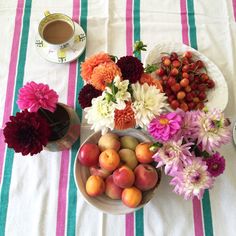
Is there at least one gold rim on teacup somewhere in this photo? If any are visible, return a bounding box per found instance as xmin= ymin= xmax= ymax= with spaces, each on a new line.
xmin=38 ymin=11 xmax=75 ymax=50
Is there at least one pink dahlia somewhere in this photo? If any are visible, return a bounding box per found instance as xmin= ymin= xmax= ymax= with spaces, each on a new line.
xmin=194 ymin=110 xmax=232 ymax=153
xmin=3 ymin=110 xmax=51 ymax=156
xmin=116 ymin=56 xmax=144 ymax=83
xmin=170 ymin=158 xmax=214 ymax=200
xmin=205 ymin=152 xmax=225 ymax=177
xmin=17 ymin=81 xmax=58 ymax=112
xmin=175 ymin=109 xmax=199 ymax=141
xmin=152 ymin=138 xmax=193 ymax=175
xmin=148 ymin=112 xmax=182 ymax=142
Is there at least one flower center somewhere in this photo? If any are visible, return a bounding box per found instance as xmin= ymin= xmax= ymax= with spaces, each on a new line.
xmin=159 ymin=118 xmax=169 ymax=125
xmin=35 ymin=90 xmax=44 ymax=100
xmin=212 ymin=163 xmax=219 ymax=170
xmin=190 ymin=171 xmax=201 ymax=184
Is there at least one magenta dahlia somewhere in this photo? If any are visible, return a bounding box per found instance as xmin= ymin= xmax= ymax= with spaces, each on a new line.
xmin=3 ymin=110 xmax=51 ymax=156
xmin=17 ymin=81 xmax=59 ymax=112
xmin=116 ymin=56 xmax=144 ymax=83
xmin=78 ymin=84 xmax=102 ymax=109
xmin=205 ymin=152 xmax=225 ymax=177
xmin=148 ymin=112 xmax=182 ymax=142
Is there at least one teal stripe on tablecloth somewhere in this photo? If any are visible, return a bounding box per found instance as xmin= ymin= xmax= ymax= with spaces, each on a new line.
xmin=133 ymin=0 xmax=140 ymax=59
xmin=66 ymin=1 xmax=88 ymax=235
xmin=202 ymin=191 xmax=213 ymax=236
xmin=187 ymin=1 xmax=214 ymax=235
xmin=0 ymin=0 xmax=32 ymax=235
xmin=133 ymin=0 xmax=144 ymax=236
xmin=187 ymin=0 xmax=197 ymax=49
xmin=135 ymin=208 xmax=144 ymax=236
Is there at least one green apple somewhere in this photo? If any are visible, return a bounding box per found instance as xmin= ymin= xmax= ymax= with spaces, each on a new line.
xmin=120 ymin=136 xmax=139 ymax=151
xmin=118 ymin=149 xmax=138 ymax=170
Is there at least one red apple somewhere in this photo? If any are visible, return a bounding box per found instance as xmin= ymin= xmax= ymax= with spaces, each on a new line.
xmin=105 ymin=175 xmax=123 ymax=200
xmin=113 ymin=166 xmax=135 ymax=188
xmin=134 ymin=164 xmax=158 ymax=191
xmin=78 ymin=143 xmax=100 ymax=167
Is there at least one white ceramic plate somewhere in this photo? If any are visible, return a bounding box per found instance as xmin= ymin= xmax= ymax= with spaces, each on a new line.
xmin=35 ymin=21 xmax=86 ymax=63
xmin=144 ymin=42 xmax=228 ymax=111
xmin=233 ymin=122 xmax=236 ymax=146
xmin=74 ymin=129 xmax=161 ymax=215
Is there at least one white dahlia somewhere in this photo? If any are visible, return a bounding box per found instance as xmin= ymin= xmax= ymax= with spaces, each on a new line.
xmin=84 ymin=95 xmax=115 ymax=134
xmin=131 ymin=82 xmax=167 ymax=128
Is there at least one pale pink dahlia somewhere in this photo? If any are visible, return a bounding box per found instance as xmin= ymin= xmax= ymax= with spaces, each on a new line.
xmin=152 ymin=138 xmax=193 ymax=175
xmin=194 ymin=110 xmax=231 ymax=153
xmin=205 ymin=152 xmax=225 ymax=177
xmin=170 ymin=158 xmax=214 ymax=200
xmin=17 ymin=81 xmax=58 ymax=112
xmin=148 ymin=112 xmax=182 ymax=142
xmin=175 ymin=109 xmax=199 ymax=141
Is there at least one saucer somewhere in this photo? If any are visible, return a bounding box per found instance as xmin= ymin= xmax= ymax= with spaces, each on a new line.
xmin=35 ymin=22 xmax=86 ymax=63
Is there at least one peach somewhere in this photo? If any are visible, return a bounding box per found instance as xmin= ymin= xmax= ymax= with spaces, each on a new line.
xmin=122 ymin=187 xmax=142 ymax=208
xmin=85 ymin=175 xmax=105 ymax=197
xmin=135 ymin=142 xmax=155 ymax=164
xmin=119 ymin=149 xmax=138 ymax=170
xmin=98 ymin=133 xmax=121 ymax=151
xmin=89 ymin=166 xmax=111 ymax=179
xmin=120 ymin=136 xmax=139 ymax=151
xmin=105 ymin=175 xmax=123 ymax=200
xmin=134 ymin=164 xmax=158 ymax=191
xmin=99 ymin=149 xmax=120 ymax=172
xmin=113 ymin=166 xmax=135 ymax=188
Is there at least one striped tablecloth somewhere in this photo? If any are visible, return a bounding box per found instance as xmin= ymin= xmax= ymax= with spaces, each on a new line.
xmin=0 ymin=0 xmax=236 ymax=235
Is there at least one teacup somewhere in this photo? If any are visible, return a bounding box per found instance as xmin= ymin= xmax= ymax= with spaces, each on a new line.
xmin=38 ymin=11 xmax=75 ymax=50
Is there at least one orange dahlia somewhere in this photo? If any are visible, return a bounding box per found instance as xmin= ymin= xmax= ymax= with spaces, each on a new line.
xmin=81 ymin=52 xmax=112 ymax=82
xmin=90 ymin=62 xmax=122 ymax=91
xmin=140 ymin=73 xmax=163 ymax=92
xmin=114 ymin=102 xmax=136 ymax=130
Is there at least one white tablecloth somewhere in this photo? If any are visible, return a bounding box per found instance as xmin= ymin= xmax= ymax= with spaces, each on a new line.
xmin=0 ymin=0 xmax=236 ymax=235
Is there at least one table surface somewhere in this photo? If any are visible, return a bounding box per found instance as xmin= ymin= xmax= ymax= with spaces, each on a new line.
xmin=0 ymin=0 xmax=236 ymax=235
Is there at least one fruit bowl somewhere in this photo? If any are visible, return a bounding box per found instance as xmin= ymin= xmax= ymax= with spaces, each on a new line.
xmin=74 ymin=129 xmax=161 ymax=215
xmin=144 ymin=42 xmax=228 ymax=111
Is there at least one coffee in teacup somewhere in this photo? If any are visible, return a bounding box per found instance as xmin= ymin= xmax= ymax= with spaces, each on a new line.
xmin=43 ymin=20 xmax=74 ymax=44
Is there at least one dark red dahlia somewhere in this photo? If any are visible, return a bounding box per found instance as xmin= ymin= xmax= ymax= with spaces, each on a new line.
xmin=78 ymin=84 xmax=102 ymax=109
xmin=3 ymin=110 xmax=51 ymax=156
xmin=116 ymin=56 xmax=144 ymax=83
xmin=205 ymin=152 xmax=225 ymax=177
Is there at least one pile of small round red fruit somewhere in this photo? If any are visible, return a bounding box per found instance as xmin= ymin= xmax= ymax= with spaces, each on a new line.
xmin=155 ymin=51 xmax=215 ymax=111
xmin=77 ymin=132 xmax=159 ymax=209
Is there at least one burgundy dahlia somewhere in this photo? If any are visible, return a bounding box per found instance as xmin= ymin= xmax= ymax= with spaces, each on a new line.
xmin=116 ymin=56 xmax=144 ymax=83
xmin=3 ymin=110 xmax=51 ymax=156
xmin=205 ymin=152 xmax=225 ymax=177
xmin=78 ymin=84 xmax=102 ymax=109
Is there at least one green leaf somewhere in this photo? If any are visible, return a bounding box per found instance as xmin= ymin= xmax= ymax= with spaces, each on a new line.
xmin=133 ymin=41 xmax=147 ymax=55
xmin=144 ymin=64 xmax=158 ymax=73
